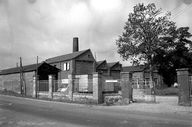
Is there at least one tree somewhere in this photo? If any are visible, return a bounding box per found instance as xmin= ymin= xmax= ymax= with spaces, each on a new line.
xmin=116 ymin=3 xmax=175 ymax=87
xmin=153 ymin=27 xmax=192 ymax=86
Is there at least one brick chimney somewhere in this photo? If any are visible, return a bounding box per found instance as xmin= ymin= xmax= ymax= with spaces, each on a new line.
xmin=73 ymin=37 xmax=79 ymax=52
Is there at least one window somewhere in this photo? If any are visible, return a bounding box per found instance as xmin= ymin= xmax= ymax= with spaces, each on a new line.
xmin=63 ymin=62 xmax=70 ymax=71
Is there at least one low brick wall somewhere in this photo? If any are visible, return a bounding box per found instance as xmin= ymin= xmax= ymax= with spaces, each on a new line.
xmin=133 ymin=89 xmax=155 ymax=102
xmin=37 ymin=92 xmax=50 ymax=99
xmin=73 ymin=93 xmax=95 ymax=103
xmin=104 ymin=93 xmax=123 ymax=105
xmin=37 ymin=91 xmax=96 ymax=103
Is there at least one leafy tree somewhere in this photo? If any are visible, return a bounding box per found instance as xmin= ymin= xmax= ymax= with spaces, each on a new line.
xmin=116 ymin=3 xmax=175 ymax=86
xmin=153 ymin=27 xmax=192 ymax=86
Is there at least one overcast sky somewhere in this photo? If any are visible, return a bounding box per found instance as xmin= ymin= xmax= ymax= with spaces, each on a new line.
xmin=0 ymin=0 xmax=192 ymax=69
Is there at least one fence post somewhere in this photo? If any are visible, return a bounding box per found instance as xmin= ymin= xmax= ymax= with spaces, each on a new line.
xmin=93 ymin=72 xmax=103 ymax=104
xmin=176 ymin=68 xmax=191 ymax=106
xmin=120 ymin=72 xmax=133 ymax=104
xmin=48 ymin=75 xmax=54 ymax=99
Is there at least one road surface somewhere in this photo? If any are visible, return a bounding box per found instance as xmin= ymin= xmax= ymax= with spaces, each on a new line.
xmin=0 ymin=95 xmax=191 ymax=127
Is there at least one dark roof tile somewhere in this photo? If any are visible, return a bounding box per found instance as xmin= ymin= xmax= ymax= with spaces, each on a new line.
xmin=107 ymin=62 xmax=119 ymax=68
xmin=122 ymin=65 xmax=146 ymax=72
xmin=0 ymin=62 xmax=43 ymax=75
xmin=45 ymin=49 xmax=90 ymax=63
xmin=96 ymin=60 xmax=106 ymax=68
xmin=0 ymin=62 xmax=59 ymax=75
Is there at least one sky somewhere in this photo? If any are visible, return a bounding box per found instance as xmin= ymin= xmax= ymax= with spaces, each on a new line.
xmin=0 ymin=0 xmax=192 ymax=69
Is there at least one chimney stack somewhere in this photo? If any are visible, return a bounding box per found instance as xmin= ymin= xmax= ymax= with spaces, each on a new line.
xmin=73 ymin=37 xmax=79 ymax=52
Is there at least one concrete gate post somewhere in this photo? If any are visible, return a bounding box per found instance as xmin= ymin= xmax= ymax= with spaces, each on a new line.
xmin=176 ymin=68 xmax=191 ymax=106
xmin=120 ymin=72 xmax=133 ymax=104
xmin=32 ymin=76 xmax=37 ymax=98
xmin=93 ymin=72 xmax=103 ymax=104
xmin=68 ymin=74 xmax=75 ymax=101
xmin=48 ymin=75 xmax=55 ymax=99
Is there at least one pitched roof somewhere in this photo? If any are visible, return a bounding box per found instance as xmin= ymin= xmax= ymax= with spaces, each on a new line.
xmin=96 ymin=60 xmax=106 ymax=68
xmin=122 ymin=65 xmax=146 ymax=72
xmin=107 ymin=62 xmax=120 ymax=68
xmin=0 ymin=62 xmax=58 ymax=75
xmin=45 ymin=49 xmax=90 ymax=64
xmin=0 ymin=63 xmax=42 ymax=75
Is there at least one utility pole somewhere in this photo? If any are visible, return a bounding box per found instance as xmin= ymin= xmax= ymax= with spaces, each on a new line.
xmin=36 ymin=56 xmax=38 ymax=74
xmin=35 ymin=56 xmax=38 ymax=98
xmin=20 ymin=57 xmax=23 ymax=95
xmin=20 ymin=57 xmax=26 ymax=96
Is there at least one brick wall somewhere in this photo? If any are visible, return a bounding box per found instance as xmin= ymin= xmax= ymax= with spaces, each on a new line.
xmin=75 ymin=50 xmax=95 ymax=61
xmin=0 ymin=73 xmax=20 ymax=93
xmin=0 ymin=71 xmax=35 ymax=96
xmin=75 ymin=61 xmax=94 ymax=75
xmin=50 ymin=60 xmax=94 ymax=78
xmin=110 ymin=70 xmax=121 ymax=79
xmin=24 ymin=72 xmax=35 ymax=96
xmin=133 ymin=89 xmax=155 ymax=102
xmin=50 ymin=60 xmax=72 ymax=79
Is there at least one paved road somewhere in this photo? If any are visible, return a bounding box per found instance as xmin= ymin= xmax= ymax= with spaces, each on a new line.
xmin=0 ymin=95 xmax=191 ymax=127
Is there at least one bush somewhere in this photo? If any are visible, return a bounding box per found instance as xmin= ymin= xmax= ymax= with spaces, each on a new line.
xmin=155 ymin=87 xmax=179 ymax=96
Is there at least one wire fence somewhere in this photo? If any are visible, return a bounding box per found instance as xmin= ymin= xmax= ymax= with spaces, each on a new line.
xmin=36 ymin=78 xmax=121 ymax=94
xmin=132 ymin=80 xmax=154 ymax=89
xmin=189 ymin=76 xmax=192 ymax=96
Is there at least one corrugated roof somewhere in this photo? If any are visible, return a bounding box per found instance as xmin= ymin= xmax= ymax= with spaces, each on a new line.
xmin=0 ymin=62 xmax=44 ymax=75
xmin=45 ymin=49 xmax=90 ymax=63
xmin=122 ymin=65 xmax=146 ymax=72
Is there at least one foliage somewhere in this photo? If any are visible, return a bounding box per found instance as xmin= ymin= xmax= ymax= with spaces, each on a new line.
xmin=153 ymin=27 xmax=192 ymax=86
xmin=155 ymin=87 xmax=179 ymax=96
xmin=116 ymin=3 xmax=192 ymax=87
xmin=116 ymin=3 xmax=175 ymax=66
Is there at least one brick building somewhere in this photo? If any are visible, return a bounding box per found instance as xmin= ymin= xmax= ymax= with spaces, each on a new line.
xmin=45 ymin=37 xmax=122 ymax=92
xmin=45 ymin=38 xmax=95 ymax=81
xmin=0 ymin=37 xmax=122 ymax=94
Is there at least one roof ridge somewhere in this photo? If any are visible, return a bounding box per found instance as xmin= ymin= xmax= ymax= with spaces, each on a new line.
xmin=107 ymin=62 xmax=119 ymax=68
xmin=0 ymin=61 xmax=55 ymax=75
xmin=46 ymin=49 xmax=90 ymax=62
xmin=96 ymin=60 xmax=107 ymax=68
xmin=0 ymin=62 xmax=45 ymax=72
